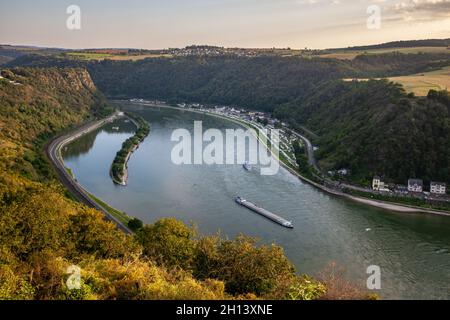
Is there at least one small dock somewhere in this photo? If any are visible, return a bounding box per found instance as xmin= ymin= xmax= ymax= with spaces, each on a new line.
xmin=235 ymin=196 xmax=293 ymax=228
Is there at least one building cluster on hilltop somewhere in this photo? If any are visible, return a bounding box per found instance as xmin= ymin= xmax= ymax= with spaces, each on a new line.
xmin=167 ymin=46 xmax=263 ymax=57
xmin=166 ymin=46 xmax=304 ymax=58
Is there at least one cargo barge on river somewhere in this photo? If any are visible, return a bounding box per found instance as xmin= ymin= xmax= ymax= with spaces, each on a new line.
xmin=235 ymin=196 xmax=293 ymax=228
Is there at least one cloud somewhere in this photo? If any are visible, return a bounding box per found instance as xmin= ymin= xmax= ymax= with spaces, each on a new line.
xmin=297 ymin=0 xmax=318 ymax=4
xmin=389 ymin=0 xmax=450 ymax=21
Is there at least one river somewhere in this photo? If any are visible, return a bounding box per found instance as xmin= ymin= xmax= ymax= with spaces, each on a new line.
xmin=62 ymin=103 xmax=450 ymax=299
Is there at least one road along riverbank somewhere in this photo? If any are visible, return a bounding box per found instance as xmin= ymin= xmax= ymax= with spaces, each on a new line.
xmin=46 ymin=112 xmax=132 ymax=233
xmin=125 ymin=101 xmax=450 ymax=217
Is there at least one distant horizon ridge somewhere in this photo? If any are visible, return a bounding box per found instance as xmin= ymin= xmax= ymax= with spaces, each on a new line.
xmin=1 ymin=37 xmax=449 ymax=52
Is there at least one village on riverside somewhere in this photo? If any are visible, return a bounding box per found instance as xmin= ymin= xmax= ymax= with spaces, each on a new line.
xmin=128 ymin=98 xmax=450 ymax=206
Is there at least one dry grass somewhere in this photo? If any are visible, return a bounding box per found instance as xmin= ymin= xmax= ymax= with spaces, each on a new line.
xmin=316 ymin=262 xmax=377 ymax=300
xmin=319 ymin=52 xmax=362 ymax=60
xmin=319 ymin=46 xmax=450 ymax=60
xmin=65 ymin=52 xmax=114 ymax=60
xmin=108 ymin=53 xmax=173 ymax=61
xmin=343 ymin=66 xmax=450 ymax=96
xmin=65 ymin=52 xmax=172 ymax=61
xmin=387 ymin=66 xmax=450 ymax=96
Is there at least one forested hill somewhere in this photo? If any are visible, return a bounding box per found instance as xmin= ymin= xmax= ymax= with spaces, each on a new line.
xmin=275 ymin=81 xmax=450 ymax=185
xmin=7 ymin=50 xmax=450 ymax=110
xmin=8 ymin=55 xmax=355 ymax=111
xmin=0 ymin=68 xmax=111 ymax=180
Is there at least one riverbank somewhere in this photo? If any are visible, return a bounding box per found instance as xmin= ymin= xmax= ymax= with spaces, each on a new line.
xmin=46 ymin=111 xmax=133 ymax=233
xmin=110 ymin=113 xmax=150 ymax=186
xmin=126 ymin=101 xmax=450 ymax=217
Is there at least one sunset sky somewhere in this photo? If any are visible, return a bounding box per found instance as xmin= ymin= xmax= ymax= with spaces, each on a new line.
xmin=1 ymin=0 xmax=449 ymax=49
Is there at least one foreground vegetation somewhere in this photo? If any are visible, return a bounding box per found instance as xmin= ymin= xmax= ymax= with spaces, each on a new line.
xmin=0 ymin=67 xmax=372 ymax=300
xmin=111 ymin=113 xmax=150 ymax=185
xmin=87 ymin=192 xmax=132 ymax=226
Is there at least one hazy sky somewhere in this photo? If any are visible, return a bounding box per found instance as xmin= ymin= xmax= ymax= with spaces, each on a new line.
xmin=1 ymin=0 xmax=449 ymax=49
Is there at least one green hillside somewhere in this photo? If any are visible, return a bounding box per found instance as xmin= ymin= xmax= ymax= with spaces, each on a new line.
xmin=8 ymin=51 xmax=450 ymax=108
xmin=275 ymin=80 xmax=450 ymax=185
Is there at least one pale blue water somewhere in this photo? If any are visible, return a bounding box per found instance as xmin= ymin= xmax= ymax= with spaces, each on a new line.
xmin=62 ymin=104 xmax=450 ymax=299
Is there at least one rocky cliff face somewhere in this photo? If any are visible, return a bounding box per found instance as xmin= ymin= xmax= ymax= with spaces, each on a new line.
xmin=0 ymin=67 xmax=112 ymax=179
xmin=36 ymin=67 xmax=97 ymax=92
xmin=1 ymin=67 xmax=109 ymax=118
xmin=1 ymin=67 xmax=97 ymax=94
